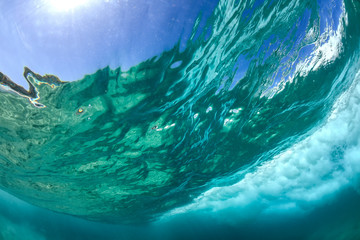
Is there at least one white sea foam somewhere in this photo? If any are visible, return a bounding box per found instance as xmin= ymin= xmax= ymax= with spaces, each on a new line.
xmin=166 ymin=53 xmax=360 ymax=221
xmin=265 ymin=1 xmax=347 ymax=98
xmin=297 ymin=2 xmax=347 ymax=77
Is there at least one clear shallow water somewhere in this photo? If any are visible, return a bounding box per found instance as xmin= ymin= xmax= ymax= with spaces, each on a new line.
xmin=1 ymin=0 xmax=360 ymax=238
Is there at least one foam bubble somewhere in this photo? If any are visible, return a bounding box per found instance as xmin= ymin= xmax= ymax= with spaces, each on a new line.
xmin=166 ymin=56 xmax=360 ymax=221
xmin=296 ymin=2 xmax=347 ymax=76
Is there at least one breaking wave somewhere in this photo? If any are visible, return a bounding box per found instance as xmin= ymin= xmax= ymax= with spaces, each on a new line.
xmin=0 ymin=0 xmax=360 ymax=224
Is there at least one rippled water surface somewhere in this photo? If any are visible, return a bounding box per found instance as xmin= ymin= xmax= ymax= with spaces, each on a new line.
xmin=1 ymin=0 xmax=360 ymax=239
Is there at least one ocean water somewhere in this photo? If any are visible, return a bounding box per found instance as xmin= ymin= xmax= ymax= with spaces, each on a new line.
xmin=1 ymin=0 xmax=360 ymax=239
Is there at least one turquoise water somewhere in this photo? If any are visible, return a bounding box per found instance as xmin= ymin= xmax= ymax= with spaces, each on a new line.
xmin=1 ymin=0 xmax=360 ymax=238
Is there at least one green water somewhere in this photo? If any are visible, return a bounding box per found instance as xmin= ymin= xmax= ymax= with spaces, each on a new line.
xmin=0 ymin=0 xmax=360 ymax=224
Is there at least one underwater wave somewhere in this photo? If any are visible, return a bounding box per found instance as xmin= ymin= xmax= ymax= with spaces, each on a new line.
xmin=1 ymin=0 xmax=360 ymax=224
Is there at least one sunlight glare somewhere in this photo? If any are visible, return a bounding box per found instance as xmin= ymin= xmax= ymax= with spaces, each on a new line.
xmin=47 ymin=0 xmax=90 ymax=12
